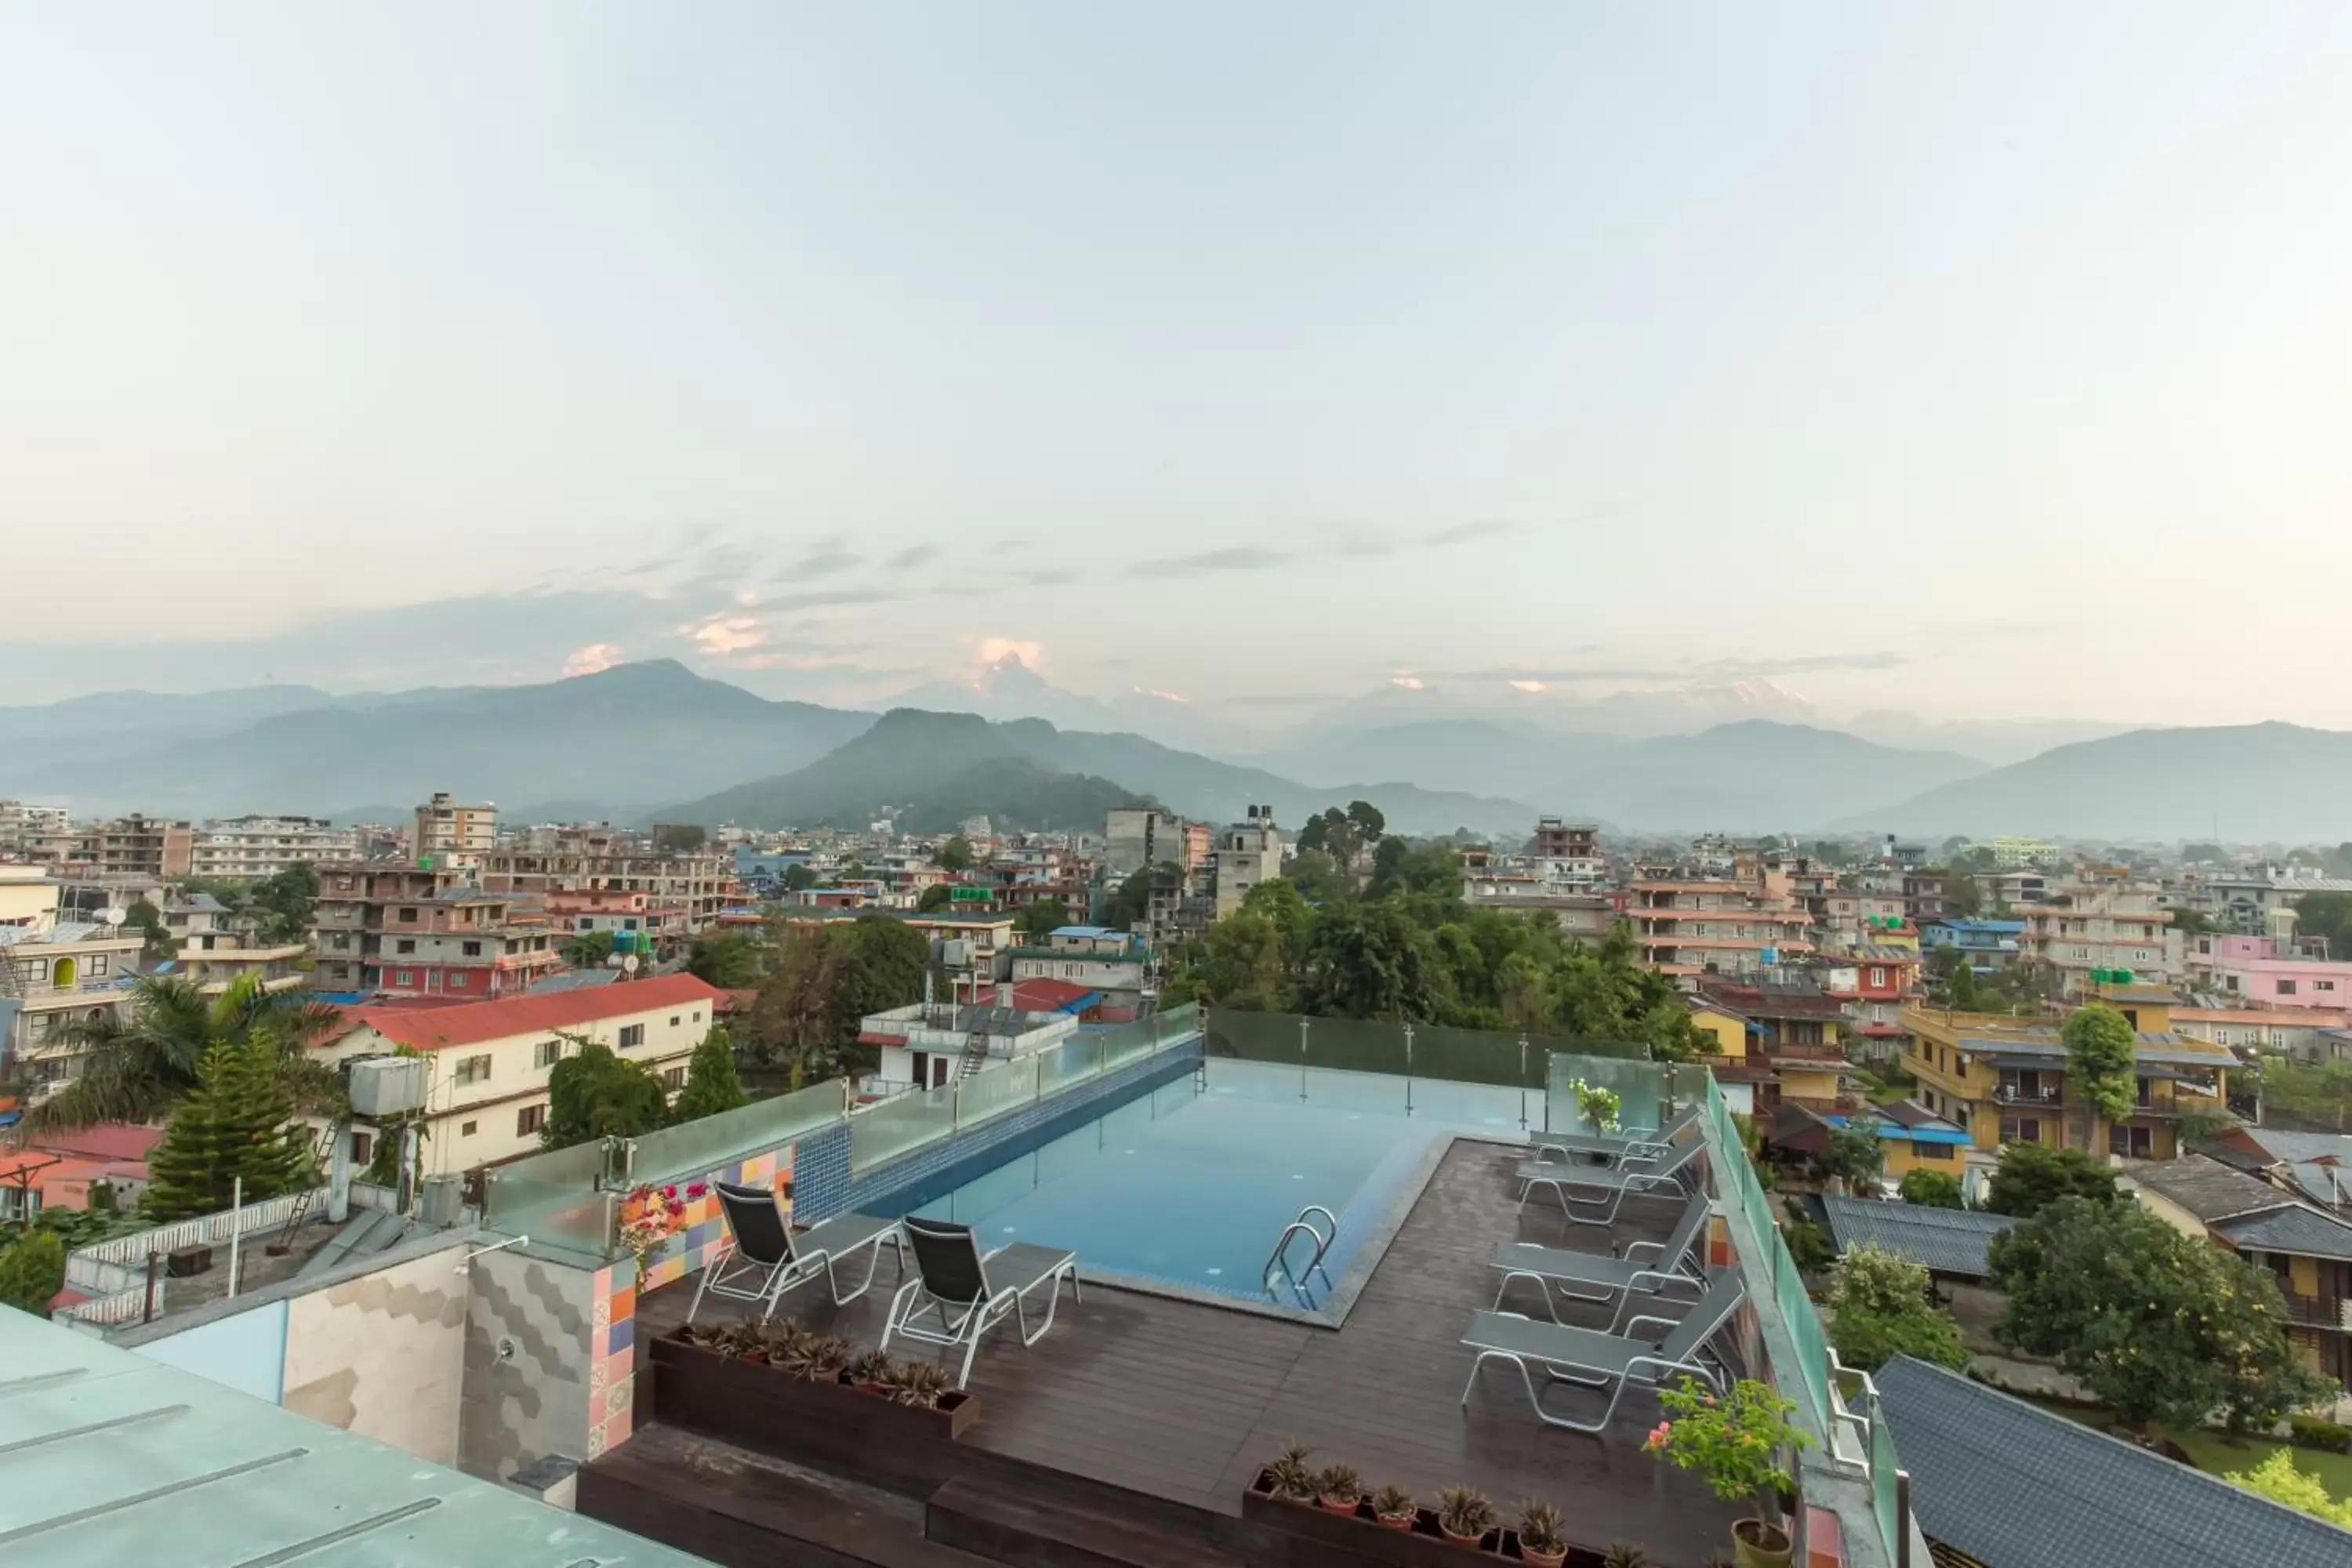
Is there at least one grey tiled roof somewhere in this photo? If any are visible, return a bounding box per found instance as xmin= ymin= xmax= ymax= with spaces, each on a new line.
xmin=2213 ymin=1204 xmax=2352 ymax=1261
xmin=1877 ymin=1356 xmax=2352 ymax=1568
xmin=1820 ymin=1196 xmax=2015 ymax=1279
xmin=2133 ymin=1156 xmax=2297 ymax=1223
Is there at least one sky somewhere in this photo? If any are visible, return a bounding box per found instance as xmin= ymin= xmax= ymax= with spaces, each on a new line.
xmin=5 ymin=3 xmax=2350 ymax=733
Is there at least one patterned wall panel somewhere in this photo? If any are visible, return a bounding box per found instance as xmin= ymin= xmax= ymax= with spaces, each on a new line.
xmin=458 ymin=1247 xmax=596 ymax=1482
xmin=282 ymin=1246 xmax=470 ymax=1465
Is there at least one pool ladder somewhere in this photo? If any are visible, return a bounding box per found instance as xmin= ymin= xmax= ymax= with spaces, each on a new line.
xmin=1261 ymin=1205 xmax=1339 ymax=1308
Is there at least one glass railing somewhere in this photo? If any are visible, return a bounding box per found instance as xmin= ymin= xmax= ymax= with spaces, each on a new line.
xmin=481 ymin=1137 xmax=625 ymax=1262
xmin=1871 ymin=1391 xmax=1904 ymax=1559
xmin=626 ymin=1078 xmax=848 ymax=1189
xmin=850 ymin=1077 xmax=958 ymax=1169
xmin=955 ymin=1053 xmax=1040 ymax=1129
xmin=1207 ymin=1008 xmax=1645 ymax=1090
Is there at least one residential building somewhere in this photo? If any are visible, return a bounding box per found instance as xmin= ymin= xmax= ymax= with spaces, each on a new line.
xmin=1102 ymin=808 xmax=1190 ymax=879
xmin=313 ymin=973 xmax=725 ymax=1177
xmin=1987 ymin=836 xmax=2061 ymax=868
xmin=0 ymin=1123 xmax=162 ymax=1218
xmin=1005 ymin=924 xmax=1152 ymax=1020
xmin=2200 ymin=1125 xmax=2352 ymax=1215
xmin=1211 ymin=804 xmax=1284 ymax=919
xmin=0 ymin=864 xmax=56 ymax=928
xmin=1691 ymin=979 xmax=1849 ymax=1112
xmin=1902 ymin=992 xmax=2237 ymax=1163
xmin=157 ymin=890 xmax=308 ymax=996
xmin=1628 ymin=873 xmax=1813 ymax=980
xmin=0 ymin=918 xmax=147 ymax=1102
xmin=0 ymin=799 xmax=69 ymax=850
xmin=2184 ymin=931 xmax=2352 ymax=1008
xmin=2193 ymin=866 xmax=2352 ymax=935
xmin=1530 ymin=817 xmax=1606 ymax=892
xmin=1819 ymin=1196 xmax=2016 ymax=1285
xmin=187 ymin=814 xmax=359 ymax=879
xmin=2020 ymin=880 xmax=2183 ymax=996
xmin=477 ymin=830 xmax=735 ymax=935
xmin=2171 ymin=1005 xmax=2349 ymax=1059
xmin=45 ymin=815 xmax=196 ymax=879
xmin=1771 ymin=1101 xmax=1971 ymax=1187
xmin=309 ymin=862 xmax=561 ymax=998
xmin=1917 ymin=917 xmax=2026 ymax=971
xmin=410 ymin=791 xmax=497 ymax=869
xmin=2132 ymin=1154 xmax=2352 ymax=1387
xmin=857 ymin=999 xmax=1081 ymax=1094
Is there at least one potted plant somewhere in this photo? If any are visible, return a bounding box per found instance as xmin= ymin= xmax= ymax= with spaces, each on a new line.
xmin=1512 ymin=1500 xmax=1567 ymax=1568
xmin=1436 ymin=1486 xmax=1495 ymax=1548
xmin=892 ymin=1361 xmax=955 ymax=1410
xmin=1643 ymin=1377 xmax=1810 ymax=1568
xmin=714 ymin=1321 xmax=769 ymax=1363
xmin=1602 ymin=1544 xmax=1653 ymax=1568
xmin=848 ymin=1349 xmax=895 ymax=1393
xmin=1264 ymin=1441 xmax=1316 ymax=1504
xmin=1314 ymin=1462 xmax=1363 ymax=1515
xmin=1563 ymin=1079 xmax=1622 ymax=1135
xmin=1372 ymin=1484 xmax=1417 ymax=1530
xmin=616 ymin=1181 xmax=704 ymax=1289
xmin=763 ymin=1321 xmax=811 ymax=1369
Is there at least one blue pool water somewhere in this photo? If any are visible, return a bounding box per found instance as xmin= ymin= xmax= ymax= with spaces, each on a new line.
xmin=909 ymin=1058 xmax=1529 ymax=1313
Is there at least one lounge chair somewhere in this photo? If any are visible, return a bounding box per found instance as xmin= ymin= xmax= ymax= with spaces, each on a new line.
xmin=684 ymin=1183 xmax=904 ymax=1325
xmin=880 ymin=1214 xmax=1080 ymax=1388
xmin=1516 ymin=1138 xmax=1705 ymax=1225
xmin=1530 ymin=1104 xmax=1703 ymax=1169
xmin=1460 ymin=1269 xmax=1745 ymax=1432
xmin=1490 ymin=1195 xmax=1711 ymax=1327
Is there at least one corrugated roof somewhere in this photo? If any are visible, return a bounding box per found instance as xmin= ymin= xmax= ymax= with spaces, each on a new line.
xmin=2212 ymin=1204 xmax=2352 ymax=1261
xmin=2133 ymin=1155 xmax=2299 ymax=1224
xmin=336 ymin=972 xmax=723 ymax=1051
xmin=1877 ymin=1356 xmax=2352 ymax=1568
xmin=1821 ymin=1196 xmax=2016 ymax=1278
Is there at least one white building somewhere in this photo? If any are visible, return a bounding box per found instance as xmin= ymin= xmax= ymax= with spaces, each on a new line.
xmin=187 ymin=815 xmax=359 ymax=880
xmin=1007 ymin=924 xmax=1153 ymax=1020
xmin=2022 ymin=881 xmax=2185 ymax=996
xmin=1 ymin=913 xmax=147 ymax=1103
xmin=1213 ymin=805 xmax=1284 ymax=919
xmin=857 ymin=1001 xmax=1080 ymax=1095
xmin=410 ymin=792 xmax=498 ymax=870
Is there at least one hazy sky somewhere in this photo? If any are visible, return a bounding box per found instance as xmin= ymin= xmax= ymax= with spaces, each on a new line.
xmin=5 ymin=4 xmax=2350 ymax=728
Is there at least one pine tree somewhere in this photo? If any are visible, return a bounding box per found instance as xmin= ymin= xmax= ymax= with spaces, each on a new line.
xmin=144 ymin=1036 xmax=312 ymax=1221
xmin=673 ymin=1025 xmax=750 ymax=1123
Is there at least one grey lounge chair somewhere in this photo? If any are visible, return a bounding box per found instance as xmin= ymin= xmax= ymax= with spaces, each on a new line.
xmin=1530 ymin=1104 xmax=1703 ymax=1169
xmin=1490 ymin=1195 xmax=1711 ymax=1327
xmin=684 ymin=1183 xmax=903 ymax=1325
xmin=1516 ymin=1138 xmax=1704 ymax=1225
xmin=1461 ymin=1269 xmax=1745 ymax=1432
xmin=881 ymin=1214 xmax=1080 ymax=1388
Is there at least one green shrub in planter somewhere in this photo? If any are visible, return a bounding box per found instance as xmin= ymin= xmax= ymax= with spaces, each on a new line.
xmin=2288 ymin=1413 xmax=2352 ymax=1454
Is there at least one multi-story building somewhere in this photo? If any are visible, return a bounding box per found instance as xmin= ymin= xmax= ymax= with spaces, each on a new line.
xmin=1690 ymin=979 xmax=1850 ymax=1114
xmin=1917 ymin=918 xmax=2027 ymax=971
xmin=2020 ymin=880 xmax=2183 ymax=997
xmin=2188 ymin=867 xmax=2352 ymax=935
xmin=1977 ymin=867 xmax=2052 ymax=908
xmin=313 ymin=974 xmax=724 ymax=1178
xmin=187 ymin=815 xmax=358 ymax=879
xmin=49 ymin=815 xmax=196 ymax=879
xmin=2184 ymin=931 xmax=2352 ymax=1009
xmin=1211 ymin=806 xmax=1284 ymax=919
xmin=1987 ymin=837 xmax=2062 ymax=868
xmin=477 ymin=829 xmax=735 ymax=934
xmin=1459 ymin=872 xmax=1617 ymax=938
xmin=1903 ymin=991 xmax=2236 ymax=1163
xmin=1005 ymin=925 xmax=1152 ymax=1021
xmin=0 ymin=800 xmax=70 ymax=851
xmin=1628 ymin=874 xmax=1813 ymax=981
xmin=0 ymin=865 xmax=56 ymax=929
xmin=1530 ymin=818 xmax=1606 ymax=892
xmin=309 ymin=862 xmax=561 ymax=999
xmin=0 ymin=913 xmax=147 ymax=1104
xmin=410 ymin=792 xmax=497 ymax=869
xmin=2171 ymin=1005 xmax=2350 ymax=1060
xmin=1102 ymin=808 xmax=1191 ymax=880
xmin=856 ymin=999 xmax=1081 ymax=1095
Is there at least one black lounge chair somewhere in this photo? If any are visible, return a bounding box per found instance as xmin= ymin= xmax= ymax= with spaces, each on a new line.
xmin=684 ymin=1182 xmax=903 ymax=1325
xmin=880 ymin=1214 xmax=1079 ymax=1388
xmin=1490 ymin=1193 xmax=1712 ymax=1327
xmin=1461 ymin=1268 xmax=1745 ymax=1432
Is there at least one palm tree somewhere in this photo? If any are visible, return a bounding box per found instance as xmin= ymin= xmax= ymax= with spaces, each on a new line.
xmin=20 ymin=972 xmax=347 ymax=1134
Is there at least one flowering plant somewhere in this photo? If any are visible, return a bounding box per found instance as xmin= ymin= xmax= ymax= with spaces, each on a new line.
xmin=1642 ymin=1377 xmax=1807 ymax=1515
xmin=1566 ymin=1079 xmax=1622 ymax=1134
xmin=618 ymin=1181 xmax=706 ymax=1287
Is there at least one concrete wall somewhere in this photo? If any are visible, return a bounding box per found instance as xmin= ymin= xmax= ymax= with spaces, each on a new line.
xmin=134 ymin=1298 xmax=288 ymax=1404
xmin=282 ymin=1246 xmax=470 ymax=1465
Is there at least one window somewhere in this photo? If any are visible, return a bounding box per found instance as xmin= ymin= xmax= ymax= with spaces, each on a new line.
xmin=460 ymin=1120 xmax=478 ymax=1138
xmin=453 ymin=1054 xmax=493 ymax=1084
xmin=517 ymin=1104 xmax=547 ymax=1137
xmin=350 ymin=1131 xmax=374 ymax=1167
xmin=447 ymin=971 xmax=470 ymax=989
xmin=618 ymin=1023 xmax=645 ymax=1049
xmin=462 ymin=940 xmax=482 ymax=957
xmin=670 ymin=1015 xmax=681 ymax=1028
xmin=2279 ymin=979 xmax=2299 ymax=996
xmin=395 ymin=938 xmax=416 ymax=955
xmin=693 ymin=1009 xmax=702 ymax=1023
xmin=535 ymin=1040 xmax=563 ymax=1069
xmin=397 ymin=907 xmax=418 ymax=921
xmin=2319 ymin=980 xmax=2337 ymax=993
xmin=2001 ymin=1116 xmax=2042 ymax=1145
xmin=394 ymin=970 xmax=414 ymax=986
xmin=1913 ymin=1141 xmax=1954 ymax=1160
xmin=663 ymin=1066 xmax=685 ymax=1091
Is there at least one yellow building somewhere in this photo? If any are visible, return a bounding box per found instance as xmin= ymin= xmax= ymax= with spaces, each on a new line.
xmin=2133 ymin=1154 xmax=2352 ymax=1387
xmin=1901 ymin=990 xmax=2235 ymax=1163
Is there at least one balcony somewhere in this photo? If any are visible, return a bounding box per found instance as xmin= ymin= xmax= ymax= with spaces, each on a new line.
xmin=1991 ymin=1081 xmax=2063 ymax=1106
xmin=2282 ymin=1293 xmax=2352 ymax=1332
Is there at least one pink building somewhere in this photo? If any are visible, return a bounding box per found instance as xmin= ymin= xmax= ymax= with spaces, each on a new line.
xmin=2187 ymin=933 xmax=2352 ymax=1008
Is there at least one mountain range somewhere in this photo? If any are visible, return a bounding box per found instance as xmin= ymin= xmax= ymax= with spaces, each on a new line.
xmin=2 ymin=660 xmax=2347 ymax=843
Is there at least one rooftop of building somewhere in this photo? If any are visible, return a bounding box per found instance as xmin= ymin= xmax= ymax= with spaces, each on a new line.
xmin=332 ymin=971 xmax=724 ymax=1051
xmin=1820 ymin=1194 xmax=2016 ymax=1279
xmin=2132 ymin=1152 xmax=2310 ymax=1225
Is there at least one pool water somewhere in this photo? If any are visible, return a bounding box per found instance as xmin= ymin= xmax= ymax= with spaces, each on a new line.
xmin=909 ymin=1058 xmax=1527 ymax=1314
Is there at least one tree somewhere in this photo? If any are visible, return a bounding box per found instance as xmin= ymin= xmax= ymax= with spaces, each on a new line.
xmin=687 ymin=929 xmax=762 ymax=989
xmin=145 ymin=1035 xmax=314 ymax=1220
xmin=914 ymin=884 xmax=957 ymax=913
xmin=1982 ymin=1142 xmax=2120 ymax=1218
xmin=1345 ymin=800 xmax=1387 ymax=840
xmin=2295 ymin=892 xmax=2352 ymax=960
xmin=1283 ymin=848 xmax=1351 ymax=906
xmin=1101 ymin=865 xmax=1154 ymax=931
xmin=246 ymin=862 xmax=320 ymax=944
xmin=829 ymin=918 xmax=931 ymax=1047
xmin=21 ymin=973 xmax=343 ymax=1134
xmin=1824 ymin=1243 xmax=1969 ymax=1372
xmin=2165 ymin=906 xmax=2215 ymax=936
xmin=1300 ymin=901 xmax=1448 ymax=1022
xmin=1821 ymin=1127 xmax=1885 ymax=1190
xmin=1896 ymin=1168 xmax=1965 ymax=1208
xmin=933 ymin=835 xmax=975 ymax=873
xmin=672 ymin=1025 xmax=750 ymax=1122
xmin=1015 ymin=899 xmax=1072 ymax=939
xmin=1162 ymin=909 xmax=1294 ymax=1011
xmin=123 ymin=895 xmax=176 ymax=958
xmin=743 ymin=924 xmax=851 ymax=1089
xmin=1366 ymin=840 xmax=1461 ymax=899
xmin=1943 ymin=958 xmax=1981 ymax=1010
xmin=782 ymin=862 xmax=818 ymax=893
xmin=1990 ymin=1196 xmax=2336 ymax=1432
xmin=652 ymin=822 xmax=708 ymax=852
xmin=2061 ymin=1004 xmax=2137 ymax=1125
xmin=2224 ymin=1450 xmax=2352 ymax=1530
xmin=0 ymin=1230 xmax=66 ymax=1316
xmin=1941 ymin=874 xmax=1984 ymax=919
xmin=561 ymin=930 xmax=616 ymax=968
xmin=542 ymin=1040 xmax=670 ymax=1149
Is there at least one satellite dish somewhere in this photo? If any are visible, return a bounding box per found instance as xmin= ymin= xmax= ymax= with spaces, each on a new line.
xmin=622 ymin=955 xmax=641 ymax=975
xmin=100 ymin=908 xmax=127 ymax=927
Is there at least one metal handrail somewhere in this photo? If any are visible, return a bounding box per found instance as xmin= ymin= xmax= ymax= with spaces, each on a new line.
xmin=1261 ymin=1205 xmax=1340 ymax=1308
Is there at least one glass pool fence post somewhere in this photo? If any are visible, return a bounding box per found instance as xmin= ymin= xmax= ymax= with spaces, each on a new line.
xmin=1298 ymin=1016 xmax=1309 ymax=1103
xmin=1403 ymin=1022 xmax=1414 ymax=1116
xmin=1519 ymin=1036 xmax=1530 ymax=1128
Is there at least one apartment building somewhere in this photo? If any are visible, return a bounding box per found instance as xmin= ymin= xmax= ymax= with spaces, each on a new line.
xmin=1918 ymin=917 xmax=2026 ymax=971
xmin=410 ymin=792 xmax=497 ymax=869
xmin=0 ymin=800 xmax=70 ymax=850
xmin=0 ymin=865 xmax=56 ymax=928
xmin=159 ymin=895 xmax=307 ymax=996
xmin=2020 ymin=880 xmax=2183 ymax=996
xmin=2190 ymin=867 xmax=2352 ymax=935
xmin=1903 ymin=991 xmax=2236 ymax=1163
xmin=477 ymin=828 xmax=735 ymax=934
xmin=313 ymin=974 xmax=724 ymax=1177
xmin=1987 ymin=837 xmax=2061 ymax=868
xmin=0 ymin=916 xmax=147 ymax=1102
xmin=309 ymin=863 xmax=561 ymax=998
xmin=2185 ymin=931 xmax=2352 ymax=1008
xmin=2171 ymin=1006 xmax=2350 ymax=1059
xmin=1690 ymin=981 xmax=1849 ymax=1114
xmin=1531 ymin=817 xmax=1606 ymax=892
xmin=187 ymin=814 xmax=358 ymax=879
xmin=1102 ymin=808 xmax=1190 ymax=880
xmin=1628 ymin=874 xmax=1813 ymax=980
xmin=1006 ymin=925 xmax=1152 ymax=1020
xmin=38 ymin=815 xmax=197 ymax=879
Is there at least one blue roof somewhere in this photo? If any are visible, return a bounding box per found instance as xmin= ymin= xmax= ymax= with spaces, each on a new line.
xmin=1928 ymin=918 xmax=2026 ymax=934
xmin=1827 ymin=1112 xmax=1973 ymax=1145
xmin=1051 ymin=925 xmax=1120 ymax=938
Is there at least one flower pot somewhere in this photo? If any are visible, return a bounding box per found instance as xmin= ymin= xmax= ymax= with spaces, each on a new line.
xmin=1732 ymin=1519 xmax=1793 ymax=1568
xmin=1439 ymin=1526 xmax=1496 ymax=1551
xmin=1319 ymin=1494 xmax=1364 ymax=1515
xmin=1519 ymin=1546 xmax=1566 ymax=1568
xmin=1377 ymin=1512 xmax=1416 ymax=1532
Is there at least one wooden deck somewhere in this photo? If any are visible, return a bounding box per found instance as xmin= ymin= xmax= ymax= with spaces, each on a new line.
xmin=633 ymin=1138 xmax=1744 ymax=1564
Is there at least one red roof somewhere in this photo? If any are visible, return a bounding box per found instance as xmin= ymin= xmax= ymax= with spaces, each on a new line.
xmin=1009 ymin=978 xmax=1101 ymax=1012
xmin=336 ymin=973 xmax=725 ymax=1051
xmin=24 ymin=1123 xmax=165 ymax=1163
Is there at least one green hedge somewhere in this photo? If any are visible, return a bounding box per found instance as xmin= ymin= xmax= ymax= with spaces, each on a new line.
xmin=2288 ymin=1414 xmax=2352 ymax=1454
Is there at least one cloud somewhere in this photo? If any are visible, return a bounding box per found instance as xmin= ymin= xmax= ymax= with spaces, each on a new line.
xmin=1444 ymin=650 xmax=1911 ymax=684
xmin=1389 ymin=674 xmax=1425 ymax=691
xmin=1508 ymin=679 xmax=1546 ymax=693
xmin=1425 ymin=520 xmax=1517 ymax=546
xmin=974 ymin=636 xmax=1044 ymax=670
xmin=563 ymin=642 xmax=622 ymax=677
xmin=1018 ymin=568 xmax=1079 ymax=586
xmin=1131 ymin=687 xmax=1190 ymax=704
xmin=678 ymin=615 xmax=769 ymax=659
xmin=1131 ymin=545 xmax=1295 ymax=577
xmin=757 ymin=586 xmax=901 ymax=612
xmin=785 ymin=538 xmax=863 ymax=579
xmin=885 ymin=545 xmax=927 ymax=568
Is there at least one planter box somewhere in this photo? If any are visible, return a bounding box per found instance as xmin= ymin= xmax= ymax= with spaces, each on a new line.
xmin=651 ymin=1333 xmax=980 ymax=1446
xmin=1244 ymin=1472 xmax=1504 ymax=1568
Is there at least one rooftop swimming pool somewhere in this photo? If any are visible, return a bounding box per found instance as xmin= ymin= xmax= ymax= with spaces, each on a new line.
xmin=907 ymin=1058 xmax=1536 ymax=1320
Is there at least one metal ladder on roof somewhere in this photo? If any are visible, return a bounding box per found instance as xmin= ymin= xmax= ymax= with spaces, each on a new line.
xmin=954 ymin=1032 xmax=992 ymax=1081
xmin=1261 ymin=1204 xmax=1339 ymax=1308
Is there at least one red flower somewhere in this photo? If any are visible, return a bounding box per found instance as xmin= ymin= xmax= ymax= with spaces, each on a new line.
xmin=685 ymin=1181 xmax=707 ymax=1199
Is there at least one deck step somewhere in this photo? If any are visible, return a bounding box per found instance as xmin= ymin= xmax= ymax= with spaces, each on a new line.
xmin=927 ymin=1477 xmax=1242 ymax=1568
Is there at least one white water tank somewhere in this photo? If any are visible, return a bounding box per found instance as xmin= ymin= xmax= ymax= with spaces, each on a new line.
xmin=349 ymin=1055 xmax=430 ymax=1117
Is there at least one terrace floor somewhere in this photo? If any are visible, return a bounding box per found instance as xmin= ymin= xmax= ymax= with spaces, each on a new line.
xmin=632 ymin=1138 xmax=1744 ymax=1565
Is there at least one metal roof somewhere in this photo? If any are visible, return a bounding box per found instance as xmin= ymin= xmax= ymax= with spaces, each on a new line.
xmin=2212 ymin=1204 xmax=2352 ymax=1261
xmin=1877 ymin=1355 xmax=2352 ymax=1568
xmin=1820 ymin=1196 xmax=2016 ymax=1279
xmin=0 ymin=1310 xmax=710 ymax=1566
xmin=2133 ymin=1156 xmax=2300 ymax=1224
